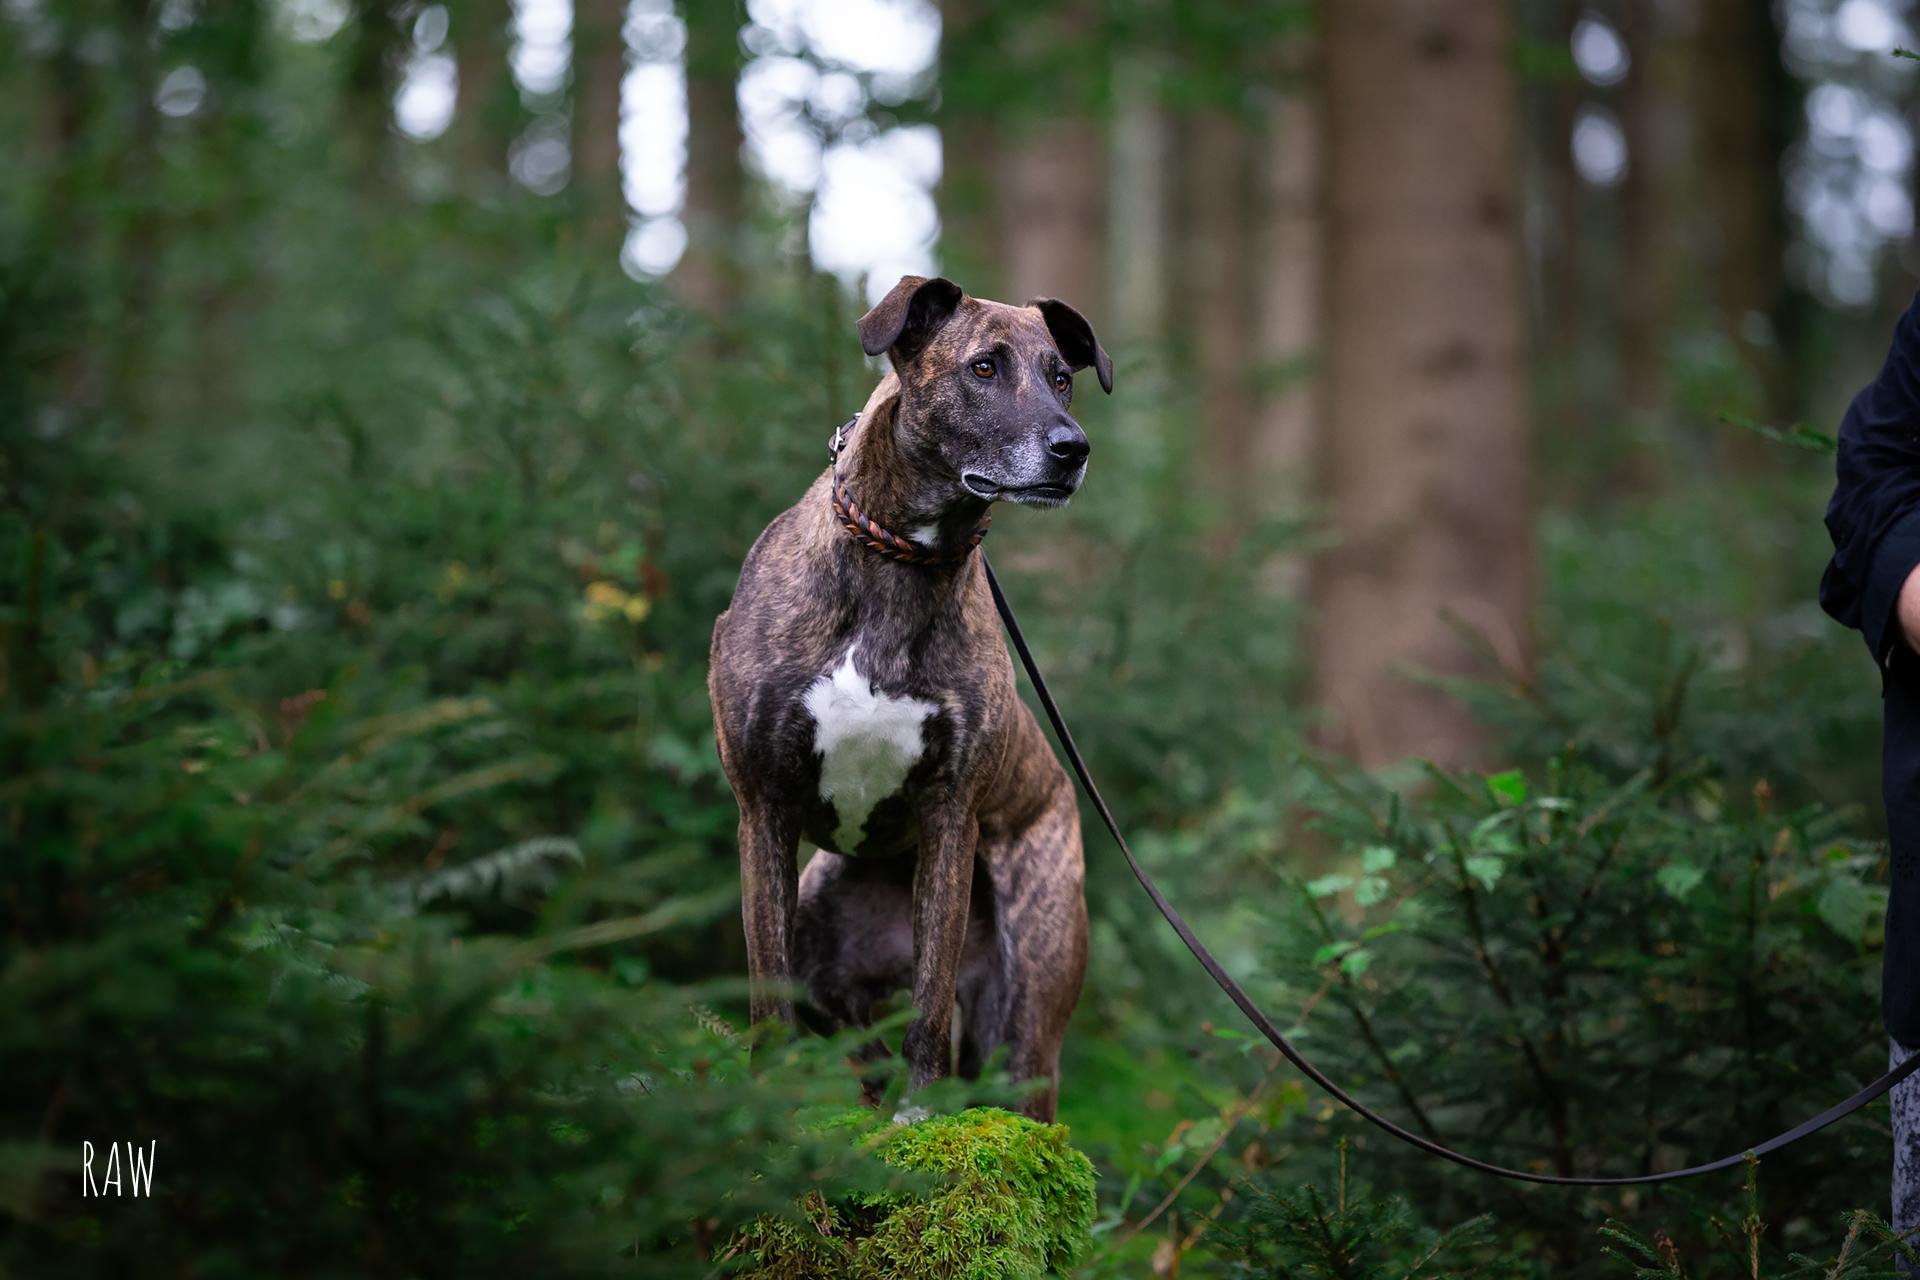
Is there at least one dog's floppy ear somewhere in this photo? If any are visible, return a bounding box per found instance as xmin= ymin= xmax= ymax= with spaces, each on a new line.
xmin=858 ymin=275 xmax=964 ymax=361
xmin=1030 ymin=297 xmax=1114 ymax=394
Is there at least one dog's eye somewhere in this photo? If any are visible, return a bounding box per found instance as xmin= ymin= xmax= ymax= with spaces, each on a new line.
xmin=1052 ymin=371 xmax=1071 ymax=393
xmin=970 ymin=360 xmax=995 ymax=380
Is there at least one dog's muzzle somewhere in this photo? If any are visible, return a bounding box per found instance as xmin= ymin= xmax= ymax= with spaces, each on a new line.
xmin=963 ymin=423 xmax=1090 ymax=507
xmin=961 ymin=472 xmax=1085 ymax=507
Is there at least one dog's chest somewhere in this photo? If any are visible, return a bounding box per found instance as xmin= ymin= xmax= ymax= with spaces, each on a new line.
xmin=800 ymin=647 xmax=942 ymax=854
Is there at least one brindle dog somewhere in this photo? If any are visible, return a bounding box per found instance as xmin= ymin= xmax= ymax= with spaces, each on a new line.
xmin=708 ymin=275 xmax=1113 ymax=1121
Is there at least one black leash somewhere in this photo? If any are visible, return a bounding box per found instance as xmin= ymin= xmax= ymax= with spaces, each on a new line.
xmin=982 ymin=553 xmax=1920 ymax=1186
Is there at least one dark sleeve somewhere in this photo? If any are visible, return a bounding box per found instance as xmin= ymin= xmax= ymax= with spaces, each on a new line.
xmin=1820 ymin=293 xmax=1920 ymax=676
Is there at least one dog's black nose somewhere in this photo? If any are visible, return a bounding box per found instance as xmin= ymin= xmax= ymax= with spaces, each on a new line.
xmin=1046 ymin=423 xmax=1090 ymax=464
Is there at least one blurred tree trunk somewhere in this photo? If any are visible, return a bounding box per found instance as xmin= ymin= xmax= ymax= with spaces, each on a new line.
xmin=1106 ymin=51 xmax=1168 ymax=345
xmin=452 ymin=0 xmax=515 ymax=178
xmin=1180 ymin=41 xmax=1321 ymax=558
xmin=190 ymin=0 xmax=268 ymax=415
xmin=1535 ymin=0 xmax=1586 ymax=433
xmin=111 ymin=0 xmax=161 ymax=413
xmin=39 ymin=16 xmax=92 ymax=238
xmin=574 ymin=0 xmax=628 ymax=245
xmin=994 ymin=0 xmax=1105 ymax=314
xmin=38 ymin=18 xmax=99 ymax=412
xmin=1182 ymin=107 xmax=1255 ymax=507
xmin=1249 ymin=72 xmax=1320 ymax=574
xmin=677 ymin=0 xmax=745 ymax=312
xmin=1311 ymin=0 xmax=1533 ymax=770
xmin=1619 ymin=0 xmax=1670 ymax=438
xmin=1696 ymin=0 xmax=1789 ymax=426
xmin=343 ymin=0 xmax=404 ymax=189
xmin=938 ymin=0 xmax=1004 ymax=296
xmin=998 ymin=117 xmax=1106 ymax=313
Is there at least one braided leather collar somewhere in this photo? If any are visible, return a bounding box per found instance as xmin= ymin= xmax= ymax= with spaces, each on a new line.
xmin=828 ymin=414 xmax=989 ymax=567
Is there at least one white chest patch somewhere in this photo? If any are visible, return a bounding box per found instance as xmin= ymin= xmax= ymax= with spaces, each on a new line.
xmin=802 ymin=649 xmax=938 ymax=851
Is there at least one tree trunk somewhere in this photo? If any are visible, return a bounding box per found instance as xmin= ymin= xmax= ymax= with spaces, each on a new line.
xmin=1105 ymin=51 xmax=1169 ymax=346
xmin=1618 ymin=0 xmax=1668 ymax=432
xmin=189 ymin=0 xmax=268 ymax=416
xmin=1183 ymin=107 xmax=1255 ymax=505
xmin=38 ymin=19 xmax=100 ymax=414
xmin=677 ymin=0 xmax=745 ymax=312
xmin=937 ymin=0 xmax=1004 ymax=297
xmin=990 ymin=0 xmax=1105 ymax=314
xmin=343 ymin=0 xmax=404 ymax=190
xmin=111 ymin=0 xmax=161 ymax=415
xmin=574 ymin=0 xmax=628 ymax=245
xmin=452 ymin=0 xmax=514 ymax=179
xmin=1312 ymin=0 xmax=1533 ymax=770
xmin=996 ymin=116 xmax=1106 ymax=314
xmin=1249 ymin=75 xmax=1320 ymax=546
xmin=1696 ymin=0 xmax=1789 ymax=426
xmin=1535 ymin=0 xmax=1586 ymax=434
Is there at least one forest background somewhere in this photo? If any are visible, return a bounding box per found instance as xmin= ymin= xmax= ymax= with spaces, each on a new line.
xmin=8 ymin=0 xmax=1920 ymax=1275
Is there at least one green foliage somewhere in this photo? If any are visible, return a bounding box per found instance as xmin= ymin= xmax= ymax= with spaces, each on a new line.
xmin=732 ymin=1108 xmax=1097 ymax=1279
xmin=2 ymin=3 xmax=1911 ymax=1277
xmin=1292 ymin=744 xmax=1887 ymax=1261
xmin=1599 ymin=1166 xmax=1919 ymax=1277
xmin=1212 ymin=1179 xmax=1496 ymax=1279
xmin=1079 ymin=629 xmax=1895 ymax=1276
xmin=0 ymin=621 xmax=919 ymax=1276
xmin=0 ymin=20 xmax=900 ymax=1271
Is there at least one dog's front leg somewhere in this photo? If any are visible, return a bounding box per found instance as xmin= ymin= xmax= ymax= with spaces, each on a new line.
xmin=902 ymin=798 xmax=980 ymax=1105
xmin=738 ymin=804 xmax=801 ymax=1031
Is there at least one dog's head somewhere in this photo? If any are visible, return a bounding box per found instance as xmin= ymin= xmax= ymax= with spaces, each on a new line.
xmin=857 ymin=275 xmax=1112 ymax=510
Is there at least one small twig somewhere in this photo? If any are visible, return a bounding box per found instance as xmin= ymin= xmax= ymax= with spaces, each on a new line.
xmin=1296 ymin=752 xmax=1398 ymax=840
xmin=1825 ymin=1209 xmax=1864 ymax=1279
xmin=1113 ymin=1051 xmax=1285 ymax=1248
xmin=1572 ymin=767 xmax=1658 ymax=839
xmin=1305 ymin=1183 xmax=1359 ymax=1280
xmin=1448 ymin=827 xmax=1574 ymax=1175
xmin=1566 ymin=832 xmax=1628 ymax=935
xmin=1338 ymin=1136 xmax=1348 ymax=1214
xmin=1650 ymin=647 xmax=1701 ymax=788
xmin=1741 ymin=1153 xmax=1764 ymax=1280
xmin=1299 ymin=889 xmax=1444 ymax=1141
xmin=1106 ymin=974 xmax=1336 ymax=1258
xmin=1714 ymin=409 xmax=1838 ymax=454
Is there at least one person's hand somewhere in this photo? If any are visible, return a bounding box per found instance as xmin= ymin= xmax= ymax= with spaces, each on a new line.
xmin=1899 ymin=562 xmax=1920 ymax=656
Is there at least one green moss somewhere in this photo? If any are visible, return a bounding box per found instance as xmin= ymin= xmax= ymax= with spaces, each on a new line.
xmin=731 ymin=1108 xmax=1097 ymax=1280
xmin=730 ymin=1193 xmax=857 ymax=1279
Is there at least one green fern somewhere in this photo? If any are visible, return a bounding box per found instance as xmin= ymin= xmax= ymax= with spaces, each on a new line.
xmin=412 ymin=836 xmax=584 ymax=906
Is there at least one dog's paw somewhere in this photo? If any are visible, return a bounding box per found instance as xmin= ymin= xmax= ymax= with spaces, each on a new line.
xmin=891 ymin=1103 xmax=931 ymax=1125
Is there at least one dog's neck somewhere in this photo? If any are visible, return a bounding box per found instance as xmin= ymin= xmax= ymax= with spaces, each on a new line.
xmin=834 ymin=378 xmax=992 ymax=557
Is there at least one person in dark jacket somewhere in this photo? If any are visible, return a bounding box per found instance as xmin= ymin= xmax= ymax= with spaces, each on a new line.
xmin=1821 ymin=291 xmax=1920 ymax=1253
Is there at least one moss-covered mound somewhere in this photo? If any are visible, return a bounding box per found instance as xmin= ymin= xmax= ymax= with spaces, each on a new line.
xmin=730 ymin=1107 xmax=1098 ymax=1279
